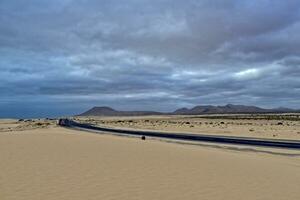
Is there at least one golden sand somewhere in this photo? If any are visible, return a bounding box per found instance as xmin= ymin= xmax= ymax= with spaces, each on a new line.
xmin=1 ymin=126 xmax=300 ymax=200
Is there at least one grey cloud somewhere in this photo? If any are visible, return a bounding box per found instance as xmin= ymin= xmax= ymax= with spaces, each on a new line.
xmin=1 ymin=0 xmax=300 ymax=118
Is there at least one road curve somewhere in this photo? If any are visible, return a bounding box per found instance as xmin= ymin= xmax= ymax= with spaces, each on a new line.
xmin=58 ymin=119 xmax=300 ymax=150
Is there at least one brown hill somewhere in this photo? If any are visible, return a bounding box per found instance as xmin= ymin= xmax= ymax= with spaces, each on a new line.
xmin=79 ymin=106 xmax=162 ymax=116
xmin=173 ymin=104 xmax=295 ymax=114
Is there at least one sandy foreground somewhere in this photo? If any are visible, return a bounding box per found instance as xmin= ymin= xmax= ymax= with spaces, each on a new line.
xmin=1 ymin=124 xmax=300 ymax=200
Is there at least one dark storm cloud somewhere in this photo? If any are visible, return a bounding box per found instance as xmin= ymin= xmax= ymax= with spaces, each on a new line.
xmin=1 ymin=0 xmax=300 ymax=117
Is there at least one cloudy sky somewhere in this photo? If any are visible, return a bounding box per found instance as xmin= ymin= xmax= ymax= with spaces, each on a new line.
xmin=1 ymin=0 xmax=300 ymax=118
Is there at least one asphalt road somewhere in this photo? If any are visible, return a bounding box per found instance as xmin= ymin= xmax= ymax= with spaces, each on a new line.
xmin=58 ymin=119 xmax=300 ymax=150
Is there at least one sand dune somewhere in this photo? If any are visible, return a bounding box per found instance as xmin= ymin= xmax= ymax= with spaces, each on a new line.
xmin=1 ymin=126 xmax=300 ymax=200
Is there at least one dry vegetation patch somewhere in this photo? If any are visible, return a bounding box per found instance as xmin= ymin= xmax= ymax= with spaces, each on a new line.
xmin=75 ymin=114 xmax=300 ymax=140
xmin=0 ymin=119 xmax=57 ymax=132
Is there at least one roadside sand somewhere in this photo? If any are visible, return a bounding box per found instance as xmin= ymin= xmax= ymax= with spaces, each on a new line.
xmin=0 ymin=119 xmax=56 ymax=132
xmin=76 ymin=115 xmax=300 ymax=140
xmin=1 ymin=127 xmax=300 ymax=200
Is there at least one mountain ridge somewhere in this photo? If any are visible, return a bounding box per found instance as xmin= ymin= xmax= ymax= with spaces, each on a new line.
xmin=78 ymin=104 xmax=299 ymax=116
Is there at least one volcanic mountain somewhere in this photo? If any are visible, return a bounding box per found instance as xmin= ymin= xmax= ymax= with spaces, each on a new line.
xmin=78 ymin=104 xmax=297 ymax=116
xmin=173 ymin=104 xmax=267 ymax=114
xmin=79 ymin=106 xmax=162 ymax=116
